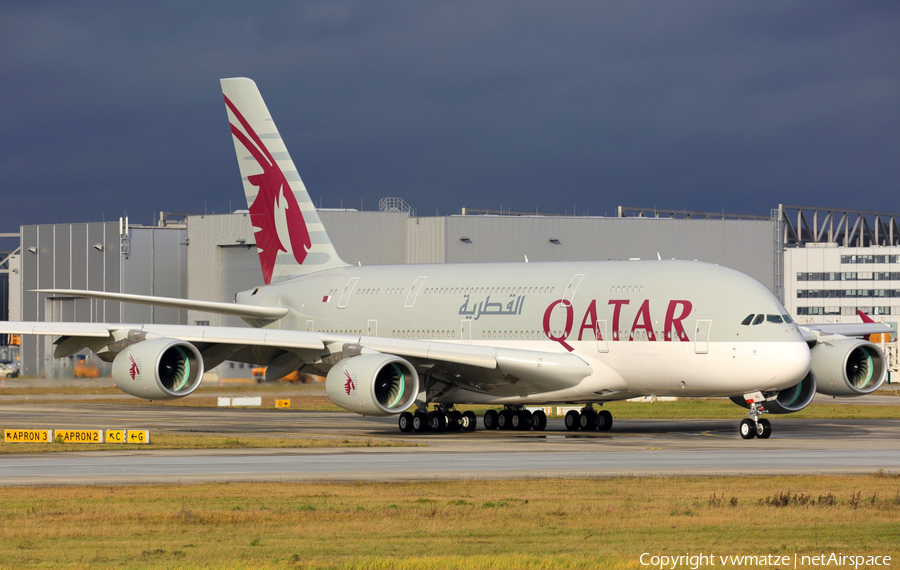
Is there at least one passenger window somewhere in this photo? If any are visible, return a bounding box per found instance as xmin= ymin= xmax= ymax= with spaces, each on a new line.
xmin=752 ymin=315 xmax=764 ymax=325
xmin=741 ymin=314 xmax=754 ymax=326
xmin=767 ymin=315 xmax=783 ymax=324
xmin=782 ymin=314 xmax=793 ymax=324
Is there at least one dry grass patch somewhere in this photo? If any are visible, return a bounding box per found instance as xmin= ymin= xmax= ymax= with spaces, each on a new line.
xmin=0 ymin=433 xmax=417 ymax=454
xmin=0 ymin=475 xmax=897 ymax=568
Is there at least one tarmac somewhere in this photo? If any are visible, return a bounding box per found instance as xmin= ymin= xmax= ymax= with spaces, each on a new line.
xmin=1 ymin=401 xmax=899 ymax=485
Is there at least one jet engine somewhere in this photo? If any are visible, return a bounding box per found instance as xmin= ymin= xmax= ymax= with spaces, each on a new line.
xmin=111 ymin=338 xmax=204 ymax=400
xmin=325 ymin=354 xmax=419 ymax=416
xmin=811 ymin=338 xmax=886 ymax=397
xmin=730 ymin=371 xmax=817 ymax=414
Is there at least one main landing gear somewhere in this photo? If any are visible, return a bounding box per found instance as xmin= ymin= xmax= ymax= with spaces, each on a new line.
xmin=398 ymin=405 xmax=477 ymax=434
xmin=739 ymin=399 xmax=772 ymax=440
xmin=563 ymin=404 xmax=613 ymax=432
xmin=482 ymin=406 xmax=548 ymax=431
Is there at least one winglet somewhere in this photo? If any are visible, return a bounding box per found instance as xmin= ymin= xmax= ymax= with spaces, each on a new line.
xmin=857 ymin=309 xmax=876 ymax=324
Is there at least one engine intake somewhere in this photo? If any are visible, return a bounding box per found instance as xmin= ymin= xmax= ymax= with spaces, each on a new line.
xmin=112 ymin=338 xmax=204 ymax=400
xmin=326 ymin=354 xmax=419 ymax=416
xmin=731 ymin=371 xmax=816 ymax=414
xmin=812 ymin=338 xmax=886 ymax=397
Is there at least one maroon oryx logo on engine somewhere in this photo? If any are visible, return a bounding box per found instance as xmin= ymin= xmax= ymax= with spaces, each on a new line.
xmin=129 ymin=355 xmax=141 ymax=381
xmin=344 ymin=370 xmax=357 ymax=396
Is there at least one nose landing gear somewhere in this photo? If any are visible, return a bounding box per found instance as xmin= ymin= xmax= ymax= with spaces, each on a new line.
xmin=739 ymin=395 xmax=772 ymax=440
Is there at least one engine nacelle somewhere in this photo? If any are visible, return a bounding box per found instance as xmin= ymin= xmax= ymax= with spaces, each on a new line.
xmin=325 ymin=354 xmax=419 ymax=416
xmin=811 ymin=338 xmax=886 ymax=397
xmin=730 ymin=371 xmax=817 ymax=414
xmin=111 ymin=338 xmax=204 ymax=400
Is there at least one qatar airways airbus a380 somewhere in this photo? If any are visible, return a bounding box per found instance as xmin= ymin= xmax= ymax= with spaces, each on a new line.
xmin=2 ymin=78 xmax=889 ymax=439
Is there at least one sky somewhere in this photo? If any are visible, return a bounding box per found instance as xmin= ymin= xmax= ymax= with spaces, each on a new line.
xmin=1 ymin=1 xmax=898 ymax=232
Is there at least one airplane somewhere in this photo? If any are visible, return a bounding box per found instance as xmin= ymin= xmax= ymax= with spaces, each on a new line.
xmin=1 ymin=77 xmax=891 ymax=440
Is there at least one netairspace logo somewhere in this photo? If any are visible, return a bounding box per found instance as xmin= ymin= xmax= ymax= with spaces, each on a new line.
xmin=639 ymin=552 xmax=892 ymax=569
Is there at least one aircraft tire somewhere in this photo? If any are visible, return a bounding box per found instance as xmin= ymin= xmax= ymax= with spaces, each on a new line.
xmin=428 ymin=411 xmax=447 ymax=432
xmin=398 ymin=412 xmax=414 ymax=433
xmin=515 ymin=410 xmax=533 ymax=431
xmin=564 ymin=410 xmax=580 ymax=431
xmin=597 ymin=410 xmax=613 ymax=431
xmin=757 ymin=418 xmax=772 ymax=439
xmin=447 ymin=411 xmax=463 ymax=432
xmin=579 ymin=411 xmax=597 ymax=431
xmin=483 ymin=410 xmax=499 ymax=430
xmin=462 ymin=411 xmax=477 ymax=432
xmin=739 ymin=419 xmax=756 ymax=439
xmin=498 ymin=410 xmax=513 ymax=430
xmin=413 ymin=411 xmax=429 ymax=433
xmin=532 ymin=410 xmax=547 ymax=431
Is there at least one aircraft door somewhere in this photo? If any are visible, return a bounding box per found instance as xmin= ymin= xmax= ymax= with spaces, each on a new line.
xmin=367 ymin=319 xmax=377 ymax=336
xmin=595 ymin=319 xmax=609 ymax=353
xmin=306 ymin=320 xmax=315 ymax=332
xmin=460 ymin=319 xmax=472 ymax=344
xmin=563 ymin=274 xmax=585 ymax=303
xmin=337 ymin=277 xmax=359 ymax=308
xmin=694 ymin=320 xmax=711 ymax=354
xmin=405 ymin=276 xmax=427 ymax=308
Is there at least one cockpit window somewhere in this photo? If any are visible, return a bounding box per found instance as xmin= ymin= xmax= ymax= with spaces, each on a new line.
xmin=766 ymin=314 xmax=784 ymax=324
xmin=752 ymin=314 xmax=764 ymax=325
xmin=782 ymin=314 xmax=793 ymax=324
xmin=741 ymin=314 xmax=754 ymax=326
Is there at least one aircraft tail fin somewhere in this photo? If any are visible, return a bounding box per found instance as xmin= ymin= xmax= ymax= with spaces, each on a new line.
xmin=220 ymin=77 xmax=348 ymax=284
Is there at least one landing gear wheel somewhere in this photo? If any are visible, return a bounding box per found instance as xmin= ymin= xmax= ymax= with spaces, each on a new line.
xmin=757 ymin=418 xmax=772 ymax=439
xmin=739 ymin=419 xmax=756 ymax=439
xmin=483 ymin=410 xmax=499 ymax=430
xmin=596 ymin=410 xmax=613 ymax=432
xmin=398 ymin=412 xmax=413 ymax=433
xmin=565 ymin=410 xmax=580 ymax=431
xmin=579 ymin=411 xmax=597 ymax=431
xmin=462 ymin=411 xmax=477 ymax=432
xmin=413 ymin=411 xmax=429 ymax=433
xmin=512 ymin=410 xmax=532 ymax=431
xmin=498 ymin=410 xmax=513 ymax=430
xmin=428 ymin=411 xmax=447 ymax=432
xmin=447 ymin=411 xmax=463 ymax=432
xmin=532 ymin=410 xmax=547 ymax=431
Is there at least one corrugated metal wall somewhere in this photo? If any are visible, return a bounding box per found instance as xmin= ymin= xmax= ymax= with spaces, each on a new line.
xmin=443 ymin=216 xmax=775 ymax=290
xmin=18 ymin=222 xmax=186 ymax=375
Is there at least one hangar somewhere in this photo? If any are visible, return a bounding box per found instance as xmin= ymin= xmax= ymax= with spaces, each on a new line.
xmin=4 ymin=201 xmax=899 ymax=376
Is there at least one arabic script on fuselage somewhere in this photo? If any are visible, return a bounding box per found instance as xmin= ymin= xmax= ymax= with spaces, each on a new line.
xmin=458 ymin=294 xmax=525 ymax=320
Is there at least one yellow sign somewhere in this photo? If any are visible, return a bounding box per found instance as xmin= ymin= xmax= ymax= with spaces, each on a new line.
xmin=127 ymin=430 xmax=150 ymax=444
xmin=106 ymin=430 xmax=126 ymax=443
xmin=55 ymin=429 xmax=103 ymax=443
xmin=276 ymin=399 xmax=291 ymax=408
xmin=4 ymin=429 xmax=52 ymax=443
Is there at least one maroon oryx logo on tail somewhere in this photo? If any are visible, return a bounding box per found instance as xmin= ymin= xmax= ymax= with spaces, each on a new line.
xmin=224 ymin=95 xmax=312 ymax=284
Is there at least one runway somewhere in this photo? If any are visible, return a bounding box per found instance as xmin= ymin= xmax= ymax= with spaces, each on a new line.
xmin=1 ymin=403 xmax=899 ymax=485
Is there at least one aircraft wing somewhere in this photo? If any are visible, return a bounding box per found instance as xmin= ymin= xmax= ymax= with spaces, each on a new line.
xmin=799 ymin=323 xmax=894 ymax=338
xmin=34 ymin=289 xmax=288 ymax=323
xmin=0 ymin=322 xmax=594 ymax=398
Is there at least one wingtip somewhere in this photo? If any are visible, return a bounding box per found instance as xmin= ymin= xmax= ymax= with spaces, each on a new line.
xmin=856 ymin=309 xmax=876 ymax=324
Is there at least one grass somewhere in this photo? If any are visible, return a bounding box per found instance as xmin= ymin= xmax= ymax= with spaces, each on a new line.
xmin=0 ymin=475 xmax=897 ymax=568
xmin=0 ymin=433 xmax=417 ymax=454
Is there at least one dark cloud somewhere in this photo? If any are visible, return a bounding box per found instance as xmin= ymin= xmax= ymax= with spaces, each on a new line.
xmin=1 ymin=1 xmax=898 ymax=231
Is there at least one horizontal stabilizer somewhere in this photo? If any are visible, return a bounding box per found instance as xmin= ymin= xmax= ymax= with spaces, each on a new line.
xmin=35 ymin=289 xmax=288 ymax=321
